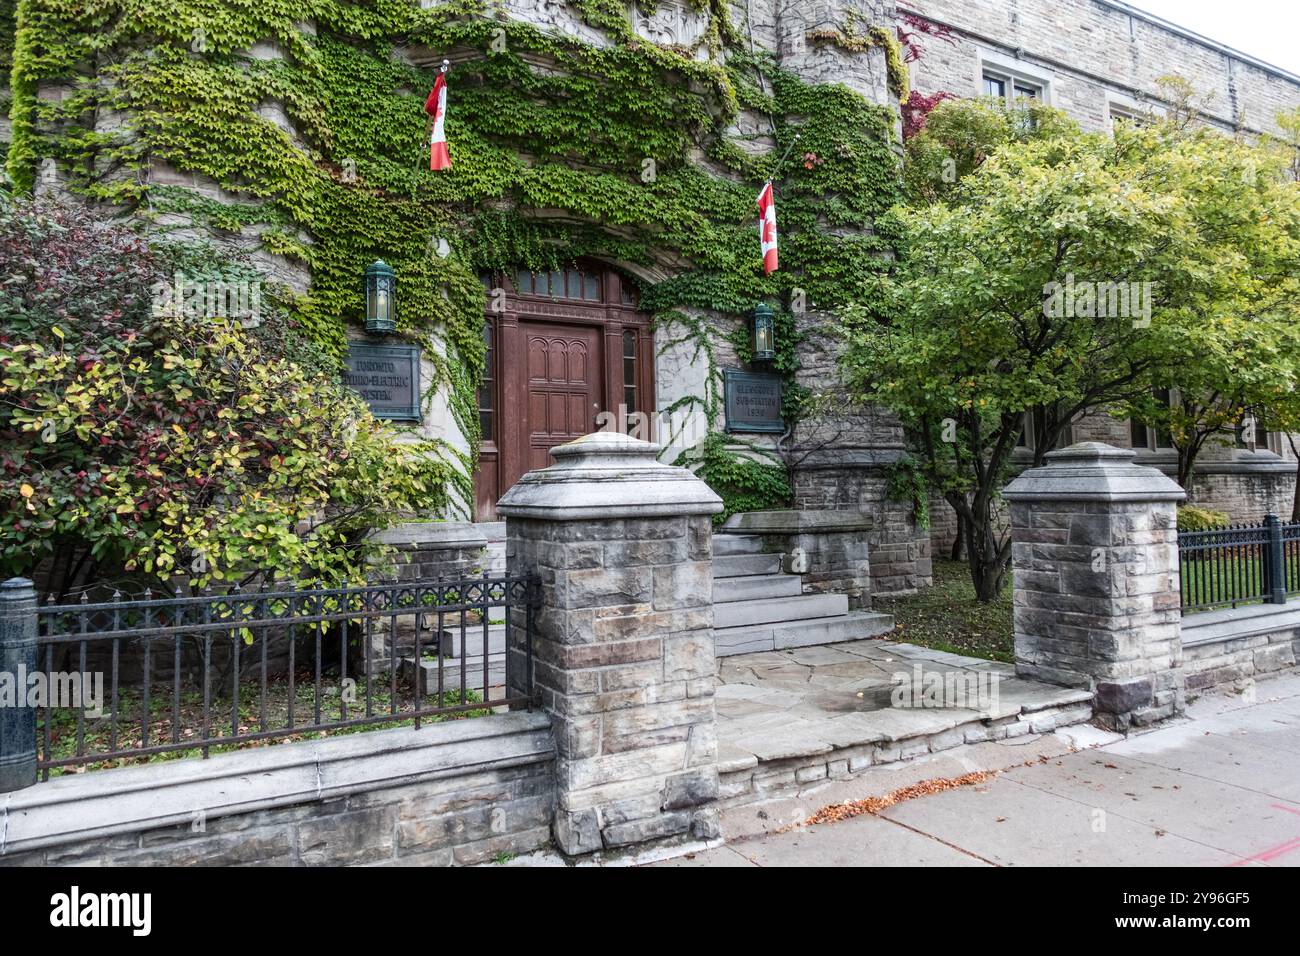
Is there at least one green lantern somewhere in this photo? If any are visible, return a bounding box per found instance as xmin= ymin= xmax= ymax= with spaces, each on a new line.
xmin=753 ymin=302 xmax=776 ymax=362
xmin=364 ymin=259 xmax=396 ymax=334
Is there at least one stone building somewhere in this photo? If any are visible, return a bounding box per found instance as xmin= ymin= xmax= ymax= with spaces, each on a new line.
xmin=1 ymin=0 xmax=934 ymax=599
xmin=902 ymin=0 xmax=1300 ymax=553
xmin=3 ymin=0 xmax=1296 ymax=592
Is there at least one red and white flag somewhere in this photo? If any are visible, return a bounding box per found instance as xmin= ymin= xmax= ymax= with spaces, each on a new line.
xmin=757 ymin=181 xmax=778 ymax=275
xmin=424 ymin=70 xmax=451 ymax=171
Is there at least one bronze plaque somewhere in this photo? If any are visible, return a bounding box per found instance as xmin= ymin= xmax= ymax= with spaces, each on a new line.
xmin=343 ymin=343 xmax=421 ymax=421
xmin=724 ymin=369 xmax=783 ymax=434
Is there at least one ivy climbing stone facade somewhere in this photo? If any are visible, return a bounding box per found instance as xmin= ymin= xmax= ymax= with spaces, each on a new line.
xmin=3 ymin=0 xmax=933 ymax=595
xmin=6 ymin=0 xmax=1295 ymax=595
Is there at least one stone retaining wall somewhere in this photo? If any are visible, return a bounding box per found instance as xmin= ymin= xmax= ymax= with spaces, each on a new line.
xmin=793 ymin=462 xmax=933 ymax=596
xmin=1180 ymin=604 xmax=1300 ymax=695
xmin=0 ymin=713 xmax=555 ymax=866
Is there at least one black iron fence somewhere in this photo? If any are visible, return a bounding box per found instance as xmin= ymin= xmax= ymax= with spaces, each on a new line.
xmin=0 ymin=573 xmax=537 ymax=788
xmin=1177 ymin=514 xmax=1300 ymax=612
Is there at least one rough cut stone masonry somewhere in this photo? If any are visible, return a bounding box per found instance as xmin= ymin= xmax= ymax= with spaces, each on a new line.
xmin=1005 ymin=443 xmax=1187 ymax=731
xmin=0 ymin=712 xmax=556 ymax=867
xmin=499 ymin=433 xmax=725 ymax=854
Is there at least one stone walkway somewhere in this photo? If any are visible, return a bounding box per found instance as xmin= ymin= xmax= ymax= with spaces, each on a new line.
xmin=658 ymin=671 xmax=1300 ymax=866
xmin=714 ymin=639 xmax=1094 ymax=808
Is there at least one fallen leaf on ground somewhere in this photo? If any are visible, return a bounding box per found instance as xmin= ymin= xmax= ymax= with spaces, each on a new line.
xmin=782 ymin=770 xmax=997 ymax=832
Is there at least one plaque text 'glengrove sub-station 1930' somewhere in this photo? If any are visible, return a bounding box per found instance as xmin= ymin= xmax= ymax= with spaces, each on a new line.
xmin=723 ymin=368 xmax=784 ymax=433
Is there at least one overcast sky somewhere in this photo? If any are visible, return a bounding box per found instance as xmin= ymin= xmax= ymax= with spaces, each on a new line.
xmin=1127 ymin=0 xmax=1300 ymax=76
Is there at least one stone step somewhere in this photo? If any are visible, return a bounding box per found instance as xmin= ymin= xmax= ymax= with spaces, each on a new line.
xmin=714 ymin=592 xmax=848 ymax=630
xmin=713 ymin=573 xmax=803 ymax=604
xmin=444 ymin=623 xmax=507 ymax=657
xmin=400 ymin=653 xmax=504 ymax=696
xmin=713 ymin=552 xmax=782 ymax=579
xmin=713 ymin=534 xmax=766 ymax=557
xmin=716 ymin=681 xmax=1097 ymax=809
xmin=715 ymin=611 xmax=895 ymax=656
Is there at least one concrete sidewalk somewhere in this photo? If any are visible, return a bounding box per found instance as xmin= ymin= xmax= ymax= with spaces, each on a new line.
xmin=658 ymin=673 xmax=1300 ymax=867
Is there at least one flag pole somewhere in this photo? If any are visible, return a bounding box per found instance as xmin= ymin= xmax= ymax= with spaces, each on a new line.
xmin=767 ymin=133 xmax=802 ymax=187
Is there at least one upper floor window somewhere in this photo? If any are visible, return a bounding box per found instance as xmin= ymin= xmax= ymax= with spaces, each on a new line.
xmin=1108 ymin=107 xmax=1150 ymax=133
xmin=1105 ymin=93 xmax=1160 ymax=135
xmin=982 ymin=70 xmax=1043 ymax=105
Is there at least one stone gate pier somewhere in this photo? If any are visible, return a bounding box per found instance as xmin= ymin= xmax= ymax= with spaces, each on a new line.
xmin=1004 ymin=443 xmax=1187 ymax=731
xmin=497 ymin=432 xmax=724 ymax=855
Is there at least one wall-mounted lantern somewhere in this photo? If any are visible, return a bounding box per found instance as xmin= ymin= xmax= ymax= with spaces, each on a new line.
xmin=753 ymin=302 xmax=776 ymax=362
xmin=364 ymin=259 xmax=397 ymax=334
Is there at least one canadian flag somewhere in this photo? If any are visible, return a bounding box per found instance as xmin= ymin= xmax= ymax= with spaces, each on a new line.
xmin=424 ymin=70 xmax=451 ymax=171
xmin=757 ymin=181 xmax=778 ymax=275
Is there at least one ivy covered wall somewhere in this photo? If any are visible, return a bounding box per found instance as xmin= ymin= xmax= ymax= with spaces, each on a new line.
xmin=5 ymin=0 xmax=904 ymax=518
xmin=0 ymin=0 xmax=14 ymax=152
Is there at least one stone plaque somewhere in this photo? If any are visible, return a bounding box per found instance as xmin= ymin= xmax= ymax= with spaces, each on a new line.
xmin=343 ymin=342 xmax=421 ymax=421
xmin=723 ymin=368 xmax=784 ymax=434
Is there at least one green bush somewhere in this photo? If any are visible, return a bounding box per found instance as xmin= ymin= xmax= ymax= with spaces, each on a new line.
xmin=0 ymin=197 xmax=449 ymax=596
xmin=1177 ymin=505 xmax=1231 ymax=533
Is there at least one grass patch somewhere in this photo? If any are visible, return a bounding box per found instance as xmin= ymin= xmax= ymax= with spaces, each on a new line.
xmin=873 ymin=559 xmax=1013 ymax=663
xmin=40 ymin=675 xmax=492 ymax=776
xmin=1179 ymin=552 xmax=1266 ymax=612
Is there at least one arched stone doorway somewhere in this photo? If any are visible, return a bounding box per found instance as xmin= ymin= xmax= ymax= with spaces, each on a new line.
xmin=474 ymin=262 xmax=655 ymax=520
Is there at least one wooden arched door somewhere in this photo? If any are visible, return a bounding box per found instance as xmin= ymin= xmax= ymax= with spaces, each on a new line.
xmin=474 ymin=263 xmax=655 ymax=521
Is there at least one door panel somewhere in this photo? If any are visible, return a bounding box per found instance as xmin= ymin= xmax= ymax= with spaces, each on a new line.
xmin=515 ymin=322 xmax=601 ymax=488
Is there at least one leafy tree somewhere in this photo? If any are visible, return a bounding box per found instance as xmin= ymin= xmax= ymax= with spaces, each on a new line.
xmin=1120 ymin=310 xmax=1300 ymax=490
xmin=902 ymin=96 xmax=1079 ymax=203
xmin=1254 ymin=105 xmax=1300 ymax=521
xmin=899 ymin=96 xmax=1077 ymax=561
xmin=0 ymin=197 xmax=449 ymax=598
xmin=848 ymin=111 xmax=1300 ymax=601
xmin=1114 ymin=90 xmax=1300 ymax=495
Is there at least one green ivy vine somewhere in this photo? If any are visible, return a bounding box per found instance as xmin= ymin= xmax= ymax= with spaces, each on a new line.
xmin=6 ymin=0 xmax=900 ymax=518
xmin=885 ymin=454 xmax=931 ymax=530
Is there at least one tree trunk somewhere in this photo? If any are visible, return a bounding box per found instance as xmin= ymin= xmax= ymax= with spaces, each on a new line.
xmin=949 ymin=520 xmax=964 ymax=562
xmin=953 ymin=494 xmax=1012 ymax=603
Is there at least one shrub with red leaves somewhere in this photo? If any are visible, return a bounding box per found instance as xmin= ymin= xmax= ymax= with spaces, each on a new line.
xmin=901 ymin=90 xmax=955 ymax=140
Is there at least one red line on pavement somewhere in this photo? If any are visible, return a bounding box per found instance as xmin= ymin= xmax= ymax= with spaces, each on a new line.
xmin=1228 ymin=835 xmax=1300 ymax=866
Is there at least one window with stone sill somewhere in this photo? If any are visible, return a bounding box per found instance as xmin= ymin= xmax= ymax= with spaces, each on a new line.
xmin=1129 ymin=388 xmax=1176 ymax=451
xmin=1234 ymin=414 xmax=1269 ymax=452
xmin=982 ymin=70 xmax=1043 ymax=106
xmin=1108 ymin=107 xmax=1149 ymax=132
